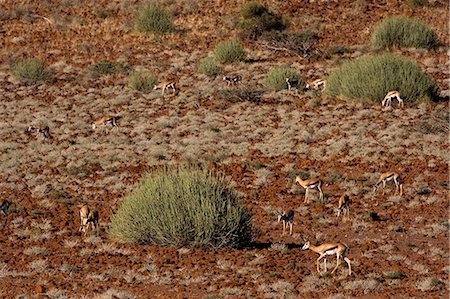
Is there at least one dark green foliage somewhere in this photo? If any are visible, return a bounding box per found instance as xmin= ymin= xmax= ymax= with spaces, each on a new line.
xmin=371 ymin=16 xmax=440 ymax=49
xmin=239 ymin=1 xmax=288 ymax=40
xmin=11 ymin=58 xmax=50 ymax=84
xmin=324 ymin=54 xmax=438 ymax=103
xmin=109 ymin=165 xmax=253 ymax=248
xmin=214 ymin=40 xmax=246 ymax=63
xmin=135 ymin=4 xmax=174 ymax=35
xmin=265 ymin=66 xmax=304 ymax=91
xmin=128 ymin=71 xmax=157 ymax=92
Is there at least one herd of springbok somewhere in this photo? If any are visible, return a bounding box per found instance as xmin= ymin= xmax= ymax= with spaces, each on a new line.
xmin=12 ymin=74 xmax=407 ymax=277
xmin=276 ymin=171 xmax=403 ymax=275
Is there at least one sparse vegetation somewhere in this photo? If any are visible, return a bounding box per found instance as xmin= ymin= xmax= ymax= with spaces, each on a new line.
xmin=127 ymin=71 xmax=157 ymax=92
xmin=324 ymin=54 xmax=438 ymax=103
xmin=109 ymin=165 xmax=252 ymax=248
xmin=371 ymin=16 xmax=440 ymax=49
xmin=261 ymin=30 xmax=320 ymax=59
xmin=135 ymin=4 xmax=174 ymax=35
xmin=198 ymin=57 xmax=221 ymax=77
xmin=214 ymin=40 xmax=246 ymax=63
xmin=239 ymin=1 xmax=288 ymax=40
xmin=11 ymin=58 xmax=50 ymax=84
xmin=88 ymin=60 xmax=132 ymax=78
xmin=265 ymin=66 xmax=303 ymax=91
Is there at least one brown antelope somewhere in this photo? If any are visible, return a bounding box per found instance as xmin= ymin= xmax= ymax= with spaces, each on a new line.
xmin=153 ymin=81 xmax=176 ymax=96
xmin=223 ymin=75 xmax=242 ymax=87
xmin=306 ymin=79 xmax=326 ymax=90
xmin=373 ymin=172 xmax=403 ymax=196
xmin=79 ymin=205 xmax=99 ymax=235
xmin=277 ymin=210 xmax=294 ymax=235
xmin=337 ymin=194 xmax=351 ymax=219
xmin=381 ymin=91 xmax=404 ymax=109
xmin=302 ymin=240 xmax=352 ymax=275
xmin=0 ymin=200 xmax=10 ymax=228
xmin=92 ymin=115 xmax=120 ymax=130
xmin=295 ymin=176 xmax=324 ymax=203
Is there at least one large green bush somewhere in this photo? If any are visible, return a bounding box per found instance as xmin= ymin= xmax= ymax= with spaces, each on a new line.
xmin=239 ymin=1 xmax=288 ymax=40
xmin=371 ymin=16 xmax=440 ymax=49
xmin=265 ymin=66 xmax=303 ymax=91
xmin=109 ymin=165 xmax=252 ymax=248
xmin=214 ymin=40 xmax=246 ymax=63
xmin=324 ymin=54 xmax=438 ymax=103
xmin=12 ymin=58 xmax=50 ymax=83
xmin=135 ymin=4 xmax=174 ymax=35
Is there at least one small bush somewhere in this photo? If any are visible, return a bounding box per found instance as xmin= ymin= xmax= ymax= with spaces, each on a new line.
xmin=324 ymin=54 xmax=438 ymax=103
xmin=239 ymin=1 xmax=287 ymax=40
xmin=261 ymin=30 xmax=320 ymax=59
xmin=127 ymin=71 xmax=156 ymax=92
xmin=265 ymin=66 xmax=303 ymax=91
xmin=12 ymin=58 xmax=49 ymax=83
xmin=135 ymin=4 xmax=174 ymax=35
xmin=214 ymin=40 xmax=246 ymax=63
xmin=109 ymin=165 xmax=252 ymax=248
xmin=88 ymin=60 xmax=132 ymax=78
xmin=198 ymin=57 xmax=221 ymax=77
xmin=216 ymin=88 xmax=265 ymax=103
xmin=371 ymin=16 xmax=440 ymax=49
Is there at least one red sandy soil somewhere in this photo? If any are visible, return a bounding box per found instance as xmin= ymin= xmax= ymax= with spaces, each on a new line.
xmin=0 ymin=1 xmax=448 ymax=298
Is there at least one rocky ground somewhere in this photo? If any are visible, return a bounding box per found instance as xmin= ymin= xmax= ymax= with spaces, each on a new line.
xmin=0 ymin=0 xmax=448 ymax=298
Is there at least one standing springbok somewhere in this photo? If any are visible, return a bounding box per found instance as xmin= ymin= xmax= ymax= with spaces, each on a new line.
xmin=277 ymin=210 xmax=295 ymax=236
xmin=295 ymin=176 xmax=324 ymax=203
xmin=337 ymin=194 xmax=351 ymax=220
xmin=381 ymin=91 xmax=404 ymax=109
xmin=153 ymin=81 xmax=176 ymax=96
xmin=0 ymin=200 xmax=10 ymax=228
xmin=79 ymin=205 xmax=99 ymax=236
xmin=302 ymin=240 xmax=352 ymax=275
xmin=373 ymin=172 xmax=403 ymax=196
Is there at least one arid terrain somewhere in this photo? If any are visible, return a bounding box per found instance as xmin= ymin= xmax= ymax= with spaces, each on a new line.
xmin=0 ymin=0 xmax=449 ymax=298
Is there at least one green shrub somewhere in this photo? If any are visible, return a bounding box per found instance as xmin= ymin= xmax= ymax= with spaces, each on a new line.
xmin=127 ymin=71 xmax=157 ymax=92
xmin=198 ymin=57 xmax=221 ymax=77
xmin=324 ymin=54 xmax=438 ymax=103
xmin=371 ymin=16 xmax=440 ymax=49
xmin=135 ymin=4 xmax=174 ymax=35
xmin=239 ymin=1 xmax=287 ymax=40
xmin=214 ymin=40 xmax=246 ymax=63
xmin=12 ymin=58 xmax=49 ymax=83
xmin=109 ymin=165 xmax=252 ymax=248
xmin=265 ymin=66 xmax=303 ymax=91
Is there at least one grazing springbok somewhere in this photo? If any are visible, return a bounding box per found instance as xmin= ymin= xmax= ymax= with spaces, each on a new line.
xmin=302 ymin=240 xmax=352 ymax=275
xmin=92 ymin=115 xmax=120 ymax=130
xmin=295 ymin=176 xmax=324 ymax=203
xmin=306 ymin=79 xmax=326 ymax=90
xmin=285 ymin=78 xmax=300 ymax=91
xmin=373 ymin=172 xmax=403 ymax=196
xmin=79 ymin=205 xmax=99 ymax=236
xmin=153 ymin=81 xmax=176 ymax=96
xmin=277 ymin=210 xmax=295 ymax=235
xmin=223 ymin=75 xmax=242 ymax=87
xmin=381 ymin=91 xmax=404 ymax=109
